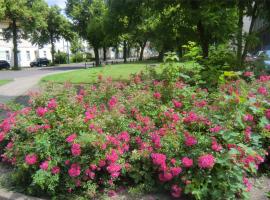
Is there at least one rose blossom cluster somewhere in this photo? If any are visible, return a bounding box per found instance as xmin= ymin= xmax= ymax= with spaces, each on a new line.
xmin=0 ymin=73 xmax=269 ymax=199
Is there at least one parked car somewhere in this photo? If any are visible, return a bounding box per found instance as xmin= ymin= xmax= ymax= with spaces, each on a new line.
xmin=0 ymin=60 xmax=10 ymax=70
xmin=30 ymin=58 xmax=50 ymax=67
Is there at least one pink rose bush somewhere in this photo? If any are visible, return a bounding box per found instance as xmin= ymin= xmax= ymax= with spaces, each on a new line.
xmin=0 ymin=70 xmax=269 ymax=200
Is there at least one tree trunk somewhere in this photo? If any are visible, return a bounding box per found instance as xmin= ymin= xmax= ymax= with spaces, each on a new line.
xmin=12 ymin=19 xmax=19 ymax=70
xmin=178 ymin=45 xmax=183 ymax=58
xmin=197 ymin=20 xmax=209 ymax=58
xmin=237 ymin=0 xmax=244 ymax=69
xmin=158 ymin=50 xmax=164 ymax=62
xmin=139 ymin=41 xmax=147 ymax=61
xmin=123 ymin=41 xmax=127 ymax=63
xmin=115 ymin=46 xmax=119 ymax=59
xmin=241 ymin=2 xmax=258 ymax=65
xmin=50 ymin=34 xmax=55 ymax=65
xmin=103 ymin=47 xmax=107 ymax=61
xmin=127 ymin=43 xmax=131 ymax=58
xmin=94 ymin=47 xmax=100 ymax=66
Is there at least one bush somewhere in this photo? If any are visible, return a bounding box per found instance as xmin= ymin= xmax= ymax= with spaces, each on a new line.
xmin=55 ymin=51 xmax=68 ymax=64
xmin=0 ymin=63 xmax=269 ymax=199
xmin=71 ymin=53 xmax=85 ymax=63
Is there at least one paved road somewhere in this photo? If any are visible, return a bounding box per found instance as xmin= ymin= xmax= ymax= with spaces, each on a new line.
xmin=0 ymin=59 xmax=138 ymax=104
xmin=0 ymin=63 xmax=86 ymax=80
xmin=0 ymin=63 xmax=87 ymax=104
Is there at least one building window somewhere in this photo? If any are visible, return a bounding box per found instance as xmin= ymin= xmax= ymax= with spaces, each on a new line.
xmin=5 ymin=51 xmax=10 ymax=61
xmin=26 ymin=51 xmax=31 ymax=61
xmin=43 ymin=51 xmax=47 ymax=58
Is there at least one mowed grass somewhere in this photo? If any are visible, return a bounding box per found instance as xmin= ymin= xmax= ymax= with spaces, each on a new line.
xmin=41 ymin=63 xmax=160 ymax=84
xmin=0 ymin=80 xmax=12 ymax=86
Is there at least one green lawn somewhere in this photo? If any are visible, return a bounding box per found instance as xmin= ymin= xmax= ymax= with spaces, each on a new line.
xmin=41 ymin=63 xmax=160 ymax=84
xmin=0 ymin=80 xmax=12 ymax=86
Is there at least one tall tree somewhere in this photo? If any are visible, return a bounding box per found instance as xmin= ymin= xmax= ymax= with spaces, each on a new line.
xmin=32 ymin=6 xmax=73 ymax=65
xmin=0 ymin=0 xmax=47 ymax=70
xmin=148 ymin=0 xmax=237 ymax=58
xmin=66 ymin=0 xmax=108 ymax=66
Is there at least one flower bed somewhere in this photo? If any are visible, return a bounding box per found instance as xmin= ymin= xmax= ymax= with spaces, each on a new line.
xmin=0 ymin=70 xmax=269 ymax=199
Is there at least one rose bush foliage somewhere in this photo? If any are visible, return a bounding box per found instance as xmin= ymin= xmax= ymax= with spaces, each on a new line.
xmin=0 ymin=67 xmax=269 ymax=200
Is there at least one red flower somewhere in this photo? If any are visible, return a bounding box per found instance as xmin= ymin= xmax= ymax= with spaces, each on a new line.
xmin=71 ymin=143 xmax=81 ymax=156
xmin=153 ymin=92 xmax=161 ymax=100
xmin=171 ymin=185 xmax=182 ymax=198
xmin=40 ymin=161 xmax=49 ymax=170
xmin=198 ymin=154 xmax=215 ymax=169
xmin=47 ymin=99 xmax=57 ymax=109
xmin=257 ymin=87 xmax=268 ymax=95
xmin=66 ymin=134 xmax=77 ymax=143
xmin=25 ymin=154 xmax=38 ymax=165
xmin=184 ymin=133 xmax=197 ymax=147
xmin=68 ymin=163 xmax=81 ymax=177
xmin=182 ymin=157 xmax=193 ymax=168
xmin=51 ymin=166 xmax=60 ymax=174
xmin=151 ymin=153 xmax=166 ymax=166
xmin=36 ymin=107 xmax=48 ymax=117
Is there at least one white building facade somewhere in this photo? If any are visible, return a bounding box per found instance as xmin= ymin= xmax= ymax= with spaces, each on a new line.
xmin=0 ymin=22 xmax=53 ymax=68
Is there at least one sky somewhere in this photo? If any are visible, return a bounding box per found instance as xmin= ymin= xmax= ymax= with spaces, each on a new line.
xmin=46 ymin=0 xmax=66 ymax=9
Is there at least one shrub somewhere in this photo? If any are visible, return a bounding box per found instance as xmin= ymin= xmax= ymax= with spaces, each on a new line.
xmin=71 ymin=53 xmax=85 ymax=63
xmin=0 ymin=66 xmax=269 ymax=199
xmin=55 ymin=51 xmax=68 ymax=64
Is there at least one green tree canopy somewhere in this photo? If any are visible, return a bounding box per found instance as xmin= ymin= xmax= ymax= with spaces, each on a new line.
xmin=31 ymin=5 xmax=74 ymax=64
xmin=66 ymin=0 xmax=108 ymax=66
xmin=0 ymin=0 xmax=48 ymax=69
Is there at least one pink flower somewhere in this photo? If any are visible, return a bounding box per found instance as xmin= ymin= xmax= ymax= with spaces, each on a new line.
xmin=25 ymin=154 xmax=38 ymax=165
xmin=51 ymin=166 xmax=60 ymax=174
xmin=265 ymin=124 xmax=270 ymax=131
xmin=106 ymin=150 xmax=119 ymax=164
xmin=107 ymin=164 xmax=122 ymax=178
xmin=244 ymin=114 xmax=254 ymax=122
xmin=257 ymin=87 xmax=268 ymax=95
xmin=172 ymin=100 xmax=182 ymax=108
xmin=243 ymin=177 xmax=252 ymax=192
xmin=243 ymin=71 xmax=253 ymax=77
xmin=47 ymin=99 xmax=57 ymax=109
xmin=211 ymin=141 xmax=222 ymax=152
xmin=66 ymin=134 xmax=77 ymax=143
xmin=183 ymin=112 xmax=198 ymax=123
xmin=153 ymin=92 xmax=161 ymax=100
xmin=159 ymin=172 xmax=173 ymax=182
xmin=244 ymin=126 xmax=252 ymax=142
xmin=99 ymin=160 xmax=106 ymax=167
xmin=71 ymin=143 xmax=81 ymax=156
xmin=184 ymin=133 xmax=197 ymax=147
xmin=40 ymin=161 xmax=49 ymax=170
xmin=65 ymin=160 xmax=70 ymax=165
xmin=198 ymin=154 xmax=215 ymax=169
xmin=117 ymin=131 xmax=130 ymax=142
xmin=170 ymin=167 xmax=182 ymax=177
xmin=36 ymin=107 xmax=48 ymax=117
xmin=108 ymin=190 xmax=117 ymax=197
xmin=85 ymin=169 xmax=95 ymax=179
xmin=108 ymin=96 xmax=118 ymax=109
xmin=68 ymin=163 xmax=81 ymax=177
xmin=6 ymin=142 xmax=13 ymax=149
xmin=151 ymin=153 xmax=166 ymax=166
xmin=151 ymin=133 xmax=161 ymax=149
xmin=182 ymin=157 xmax=193 ymax=168
xmin=171 ymin=185 xmax=182 ymax=198
xmin=266 ymin=109 xmax=270 ymax=120
xmin=210 ymin=125 xmax=222 ymax=133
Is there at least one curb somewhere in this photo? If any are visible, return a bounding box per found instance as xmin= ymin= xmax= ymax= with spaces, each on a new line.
xmin=0 ymin=188 xmax=44 ymax=200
